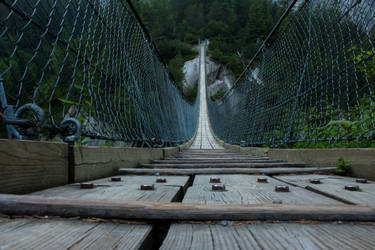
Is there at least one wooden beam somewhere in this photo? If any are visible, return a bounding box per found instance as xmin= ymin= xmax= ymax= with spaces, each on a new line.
xmin=0 ymin=194 xmax=373 ymax=221
xmin=118 ymin=167 xmax=336 ymax=175
xmin=140 ymin=162 xmax=306 ymax=169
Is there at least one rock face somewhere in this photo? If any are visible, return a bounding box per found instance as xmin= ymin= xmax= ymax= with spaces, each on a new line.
xmin=205 ymin=57 xmax=234 ymax=97
xmin=182 ymin=56 xmax=234 ymax=97
xmin=182 ymin=57 xmax=200 ymax=89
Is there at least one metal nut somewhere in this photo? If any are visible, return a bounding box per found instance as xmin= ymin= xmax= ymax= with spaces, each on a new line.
xmin=80 ymin=182 xmax=95 ymax=189
xmin=141 ymin=184 xmax=155 ymax=190
xmin=156 ymin=178 xmax=167 ymax=183
xmin=212 ymin=184 xmax=226 ymax=191
xmin=345 ymin=185 xmax=360 ymax=191
xmin=111 ymin=177 xmax=122 ymax=182
xmin=356 ymin=178 xmax=367 ymax=184
xmin=257 ymin=177 xmax=268 ymax=183
xmin=310 ymin=179 xmax=321 ymax=184
xmin=272 ymin=200 xmax=283 ymax=204
xmin=275 ymin=185 xmax=289 ymax=192
xmin=210 ymin=177 xmax=221 ymax=183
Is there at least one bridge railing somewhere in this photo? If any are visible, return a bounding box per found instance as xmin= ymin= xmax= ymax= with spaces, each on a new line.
xmin=208 ymin=0 xmax=375 ymax=148
xmin=0 ymin=0 xmax=198 ymax=147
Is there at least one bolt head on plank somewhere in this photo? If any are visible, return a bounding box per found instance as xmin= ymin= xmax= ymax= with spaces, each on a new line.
xmin=156 ymin=178 xmax=167 ymax=183
xmin=111 ymin=177 xmax=122 ymax=182
xmin=212 ymin=184 xmax=226 ymax=191
xmin=257 ymin=177 xmax=268 ymax=183
xmin=210 ymin=177 xmax=221 ymax=183
xmin=310 ymin=179 xmax=321 ymax=184
xmin=80 ymin=183 xmax=95 ymax=189
xmin=356 ymin=179 xmax=367 ymax=184
xmin=272 ymin=200 xmax=283 ymax=204
xmin=140 ymin=184 xmax=155 ymax=191
xmin=345 ymin=185 xmax=360 ymax=191
xmin=275 ymin=185 xmax=289 ymax=192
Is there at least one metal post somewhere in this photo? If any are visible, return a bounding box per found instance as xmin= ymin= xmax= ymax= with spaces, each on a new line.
xmin=0 ymin=77 xmax=21 ymax=139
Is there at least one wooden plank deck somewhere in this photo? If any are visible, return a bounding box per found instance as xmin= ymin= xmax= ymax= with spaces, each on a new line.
xmin=0 ymin=217 xmax=152 ymax=250
xmin=183 ymin=174 xmax=342 ymax=205
xmin=277 ymin=175 xmax=375 ymax=205
xmin=32 ymin=175 xmax=189 ymax=202
xmin=160 ymin=222 xmax=375 ymax=250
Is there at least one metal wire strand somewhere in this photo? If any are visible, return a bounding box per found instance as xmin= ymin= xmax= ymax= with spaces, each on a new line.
xmin=207 ymin=0 xmax=375 ymax=148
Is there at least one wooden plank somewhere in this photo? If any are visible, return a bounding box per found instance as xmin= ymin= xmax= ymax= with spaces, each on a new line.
xmin=0 ymin=218 xmax=152 ymax=250
xmin=160 ymin=222 xmax=375 ymax=250
xmin=192 ymin=174 xmax=292 ymax=187
xmin=91 ymin=175 xmax=190 ymax=188
xmin=140 ymin=162 xmax=306 ymax=169
xmin=90 ymin=175 xmax=190 ymax=192
xmin=152 ymin=159 xmax=282 ymax=164
xmin=32 ymin=182 xmax=182 ymax=203
xmin=118 ymin=167 xmax=336 ymax=175
xmin=0 ymin=139 xmax=68 ymax=194
xmin=277 ymin=175 xmax=375 ymax=205
xmin=183 ymin=185 xmax=341 ymax=205
xmin=1 ymin=194 xmax=374 ymax=221
xmin=166 ymin=157 xmax=270 ymax=161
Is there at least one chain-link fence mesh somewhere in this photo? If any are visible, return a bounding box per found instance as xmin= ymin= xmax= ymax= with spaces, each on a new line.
xmin=208 ymin=0 xmax=375 ymax=148
xmin=0 ymin=0 xmax=198 ymax=146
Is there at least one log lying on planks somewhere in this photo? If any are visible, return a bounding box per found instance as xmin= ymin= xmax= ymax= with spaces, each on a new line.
xmin=0 ymin=194 xmax=374 ymax=221
xmin=140 ymin=162 xmax=306 ymax=169
xmin=119 ymin=167 xmax=336 ymax=175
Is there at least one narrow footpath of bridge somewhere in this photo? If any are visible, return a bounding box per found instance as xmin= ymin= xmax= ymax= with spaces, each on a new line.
xmin=1 ymin=44 xmax=375 ymax=249
xmin=190 ymin=44 xmax=222 ymax=150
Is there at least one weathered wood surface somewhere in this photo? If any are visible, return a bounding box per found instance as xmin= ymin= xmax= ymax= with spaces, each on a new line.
xmin=277 ymin=175 xmax=375 ymax=205
xmin=166 ymin=157 xmax=270 ymax=160
xmin=1 ymin=194 xmax=375 ymax=221
xmin=0 ymin=217 xmax=152 ymax=250
xmin=118 ymin=167 xmax=336 ymax=175
xmin=173 ymin=155 xmax=269 ymax=159
xmin=0 ymin=139 xmax=68 ymax=194
xmin=32 ymin=176 xmax=185 ymax=202
xmin=160 ymin=222 xmax=375 ymax=250
xmin=140 ymin=162 xmax=306 ymax=169
xmin=153 ymin=159 xmax=283 ymax=164
xmin=192 ymin=174 xmax=290 ymax=187
xmin=92 ymin=175 xmax=190 ymax=188
xmin=183 ymin=184 xmax=341 ymax=205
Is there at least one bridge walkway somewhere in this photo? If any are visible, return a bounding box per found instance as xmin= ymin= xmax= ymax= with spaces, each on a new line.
xmin=190 ymin=43 xmax=222 ymax=150
xmin=1 ymin=47 xmax=375 ymax=250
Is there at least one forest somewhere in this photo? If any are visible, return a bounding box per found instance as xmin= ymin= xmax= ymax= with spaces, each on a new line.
xmin=132 ymin=0 xmax=288 ymax=92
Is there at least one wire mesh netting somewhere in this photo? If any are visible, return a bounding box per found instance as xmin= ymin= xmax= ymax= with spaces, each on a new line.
xmin=0 ymin=0 xmax=198 ymax=146
xmin=208 ymin=0 xmax=375 ymax=148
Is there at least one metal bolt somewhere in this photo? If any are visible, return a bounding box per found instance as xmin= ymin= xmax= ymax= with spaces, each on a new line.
xmin=272 ymin=200 xmax=283 ymax=204
xmin=212 ymin=184 xmax=226 ymax=191
xmin=257 ymin=177 xmax=268 ymax=183
xmin=80 ymin=182 xmax=95 ymax=189
xmin=111 ymin=177 xmax=122 ymax=182
xmin=156 ymin=178 xmax=167 ymax=183
xmin=310 ymin=179 xmax=321 ymax=184
xmin=275 ymin=185 xmax=289 ymax=192
xmin=140 ymin=184 xmax=155 ymax=190
xmin=345 ymin=185 xmax=360 ymax=191
xmin=356 ymin=178 xmax=367 ymax=184
xmin=210 ymin=177 xmax=221 ymax=183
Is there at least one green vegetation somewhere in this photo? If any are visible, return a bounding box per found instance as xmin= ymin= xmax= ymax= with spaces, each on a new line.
xmin=133 ymin=0 xmax=285 ymax=91
xmin=210 ymin=88 xmax=226 ymax=101
xmin=336 ymin=157 xmax=351 ymax=176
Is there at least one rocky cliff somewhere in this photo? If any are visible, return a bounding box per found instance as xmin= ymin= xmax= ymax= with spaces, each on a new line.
xmin=182 ymin=56 xmax=234 ymax=98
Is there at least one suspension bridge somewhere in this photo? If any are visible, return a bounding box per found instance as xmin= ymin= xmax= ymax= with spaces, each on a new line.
xmin=0 ymin=0 xmax=375 ymax=249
